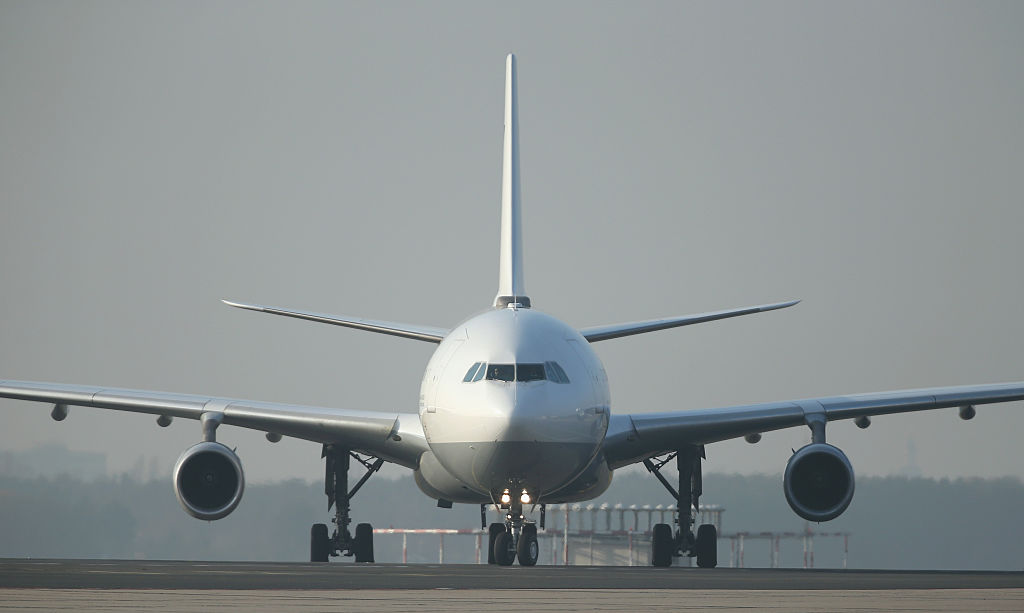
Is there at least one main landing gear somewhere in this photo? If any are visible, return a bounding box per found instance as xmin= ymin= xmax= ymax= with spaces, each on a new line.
xmin=644 ymin=445 xmax=718 ymax=568
xmin=310 ymin=444 xmax=383 ymax=563
xmin=484 ymin=497 xmax=541 ymax=567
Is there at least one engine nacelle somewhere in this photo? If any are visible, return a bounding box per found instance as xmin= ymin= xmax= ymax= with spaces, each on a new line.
xmin=783 ymin=443 xmax=855 ymax=522
xmin=173 ymin=441 xmax=245 ymax=520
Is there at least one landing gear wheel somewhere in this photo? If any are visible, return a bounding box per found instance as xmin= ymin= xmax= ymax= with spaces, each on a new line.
xmin=517 ymin=525 xmax=539 ymax=566
xmin=354 ymin=522 xmax=375 ymax=563
xmin=493 ymin=530 xmax=516 ymax=566
xmin=310 ymin=523 xmax=330 ymax=562
xmin=695 ymin=523 xmax=717 ymax=568
xmin=651 ymin=523 xmax=673 ymax=567
xmin=487 ymin=523 xmax=505 ymax=565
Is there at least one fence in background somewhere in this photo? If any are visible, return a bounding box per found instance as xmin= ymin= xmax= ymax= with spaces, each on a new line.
xmin=374 ymin=503 xmax=850 ymax=567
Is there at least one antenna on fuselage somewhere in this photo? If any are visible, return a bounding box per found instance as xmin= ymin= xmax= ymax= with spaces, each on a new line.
xmin=494 ymin=53 xmax=530 ymax=310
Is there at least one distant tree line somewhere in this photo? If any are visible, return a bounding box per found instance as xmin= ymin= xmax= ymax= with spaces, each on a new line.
xmin=0 ymin=471 xmax=1020 ymax=569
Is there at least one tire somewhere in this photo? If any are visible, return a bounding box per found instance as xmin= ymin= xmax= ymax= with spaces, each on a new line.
xmin=487 ymin=523 xmax=505 ymax=565
xmin=354 ymin=522 xmax=375 ymax=563
xmin=310 ymin=523 xmax=330 ymax=563
xmin=651 ymin=523 xmax=673 ymax=567
xmin=493 ymin=530 xmax=516 ymax=566
xmin=517 ymin=526 xmax=539 ymax=566
xmin=695 ymin=523 xmax=717 ymax=568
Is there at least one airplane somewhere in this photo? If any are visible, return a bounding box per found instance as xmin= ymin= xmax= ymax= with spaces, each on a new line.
xmin=2 ymin=54 xmax=1023 ymax=568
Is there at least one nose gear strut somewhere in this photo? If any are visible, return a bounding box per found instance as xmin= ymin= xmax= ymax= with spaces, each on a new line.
xmin=487 ymin=490 xmax=540 ymax=566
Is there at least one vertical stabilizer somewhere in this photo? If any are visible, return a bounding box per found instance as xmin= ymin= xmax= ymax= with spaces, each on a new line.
xmin=494 ymin=54 xmax=530 ymax=309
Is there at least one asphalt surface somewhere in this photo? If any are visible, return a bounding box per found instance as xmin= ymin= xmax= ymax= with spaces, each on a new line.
xmin=1 ymin=559 xmax=1022 ymax=590
xmin=5 ymin=588 xmax=1024 ymax=613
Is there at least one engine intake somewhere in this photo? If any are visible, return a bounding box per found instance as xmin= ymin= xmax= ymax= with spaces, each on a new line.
xmin=783 ymin=443 xmax=854 ymax=522
xmin=173 ymin=441 xmax=245 ymax=520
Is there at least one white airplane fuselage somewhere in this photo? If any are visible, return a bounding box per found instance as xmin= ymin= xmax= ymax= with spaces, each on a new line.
xmin=416 ymin=305 xmax=612 ymax=505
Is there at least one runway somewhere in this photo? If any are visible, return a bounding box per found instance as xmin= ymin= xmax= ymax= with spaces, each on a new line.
xmin=2 ymin=561 xmax=1023 ymax=612
xmin=1 ymin=559 xmax=1023 ymax=590
xmin=2 ymin=588 xmax=1023 ymax=613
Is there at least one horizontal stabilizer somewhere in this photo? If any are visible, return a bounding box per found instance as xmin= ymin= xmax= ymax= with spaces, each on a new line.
xmin=222 ymin=300 xmax=448 ymax=343
xmin=579 ymin=300 xmax=799 ymax=343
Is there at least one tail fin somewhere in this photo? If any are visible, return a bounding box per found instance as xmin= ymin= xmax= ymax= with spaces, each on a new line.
xmin=494 ymin=54 xmax=530 ymax=309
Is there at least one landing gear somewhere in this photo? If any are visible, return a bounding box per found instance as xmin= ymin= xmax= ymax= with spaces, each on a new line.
xmin=310 ymin=444 xmax=383 ymax=563
xmin=644 ymin=445 xmax=718 ymax=568
xmin=487 ymin=522 xmax=505 ymax=564
xmin=487 ymin=491 xmax=539 ymax=566
xmin=493 ymin=530 xmax=516 ymax=565
xmin=491 ymin=523 xmax=538 ymax=566
xmin=517 ymin=524 xmax=539 ymax=566
xmin=311 ymin=523 xmax=330 ymax=563
xmin=651 ymin=523 xmax=673 ymax=567
xmin=695 ymin=524 xmax=717 ymax=568
xmin=353 ymin=522 xmax=375 ymax=563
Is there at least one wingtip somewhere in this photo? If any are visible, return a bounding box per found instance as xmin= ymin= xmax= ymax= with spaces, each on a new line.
xmin=763 ymin=299 xmax=801 ymax=312
xmin=221 ymin=299 xmax=262 ymax=312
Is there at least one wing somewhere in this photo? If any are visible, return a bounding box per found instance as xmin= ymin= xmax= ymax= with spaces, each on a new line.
xmin=0 ymin=379 xmax=428 ymax=468
xmin=579 ymin=300 xmax=799 ymax=343
xmin=603 ymin=382 xmax=1024 ymax=468
xmin=222 ymin=300 xmax=448 ymax=343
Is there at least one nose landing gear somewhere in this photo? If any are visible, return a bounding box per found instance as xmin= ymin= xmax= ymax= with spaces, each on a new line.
xmin=485 ymin=495 xmax=541 ymax=566
xmin=516 ymin=523 xmax=539 ymax=566
xmin=493 ymin=529 xmax=516 ymax=565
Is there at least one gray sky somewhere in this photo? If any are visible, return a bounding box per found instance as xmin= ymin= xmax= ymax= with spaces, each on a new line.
xmin=1 ymin=1 xmax=1022 ymax=483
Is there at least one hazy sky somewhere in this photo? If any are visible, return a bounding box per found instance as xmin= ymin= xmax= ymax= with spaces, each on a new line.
xmin=1 ymin=2 xmax=1022 ymax=483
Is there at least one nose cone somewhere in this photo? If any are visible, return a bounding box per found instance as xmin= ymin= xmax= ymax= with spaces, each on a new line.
xmin=473 ymin=381 xmax=601 ymax=444
xmin=471 ymin=382 xmax=518 ymax=440
xmin=426 ymin=381 xmax=607 ymax=498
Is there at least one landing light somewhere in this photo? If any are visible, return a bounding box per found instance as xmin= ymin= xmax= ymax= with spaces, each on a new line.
xmin=520 ymin=490 xmax=531 ymax=504
xmin=500 ymin=490 xmax=511 ymax=505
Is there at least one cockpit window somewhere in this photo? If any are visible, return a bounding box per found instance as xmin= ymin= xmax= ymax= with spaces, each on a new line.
xmin=485 ymin=364 xmax=515 ymax=381
xmin=463 ymin=362 xmax=482 ymax=382
xmin=545 ymin=361 xmax=570 ymax=384
xmin=516 ymin=363 xmax=546 ymax=382
xmin=463 ymin=361 xmax=570 ymax=384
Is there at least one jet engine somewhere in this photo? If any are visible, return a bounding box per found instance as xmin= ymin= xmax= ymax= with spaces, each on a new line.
xmin=783 ymin=443 xmax=854 ymax=522
xmin=173 ymin=441 xmax=245 ymax=520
